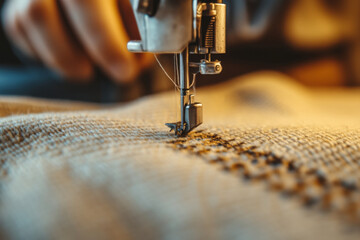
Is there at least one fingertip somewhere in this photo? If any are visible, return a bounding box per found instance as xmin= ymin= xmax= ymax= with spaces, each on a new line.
xmin=71 ymin=62 xmax=94 ymax=82
xmin=108 ymin=61 xmax=139 ymax=84
xmin=56 ymin=60 xmax=94 ymax=83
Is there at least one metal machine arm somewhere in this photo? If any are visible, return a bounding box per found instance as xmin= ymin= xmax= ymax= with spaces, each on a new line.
xmin=127 ymin=0 xmax=226 ymax=136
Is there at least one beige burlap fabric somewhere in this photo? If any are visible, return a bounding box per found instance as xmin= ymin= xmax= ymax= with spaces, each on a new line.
xmin=1 ymin=71 xmax=360 ymax=240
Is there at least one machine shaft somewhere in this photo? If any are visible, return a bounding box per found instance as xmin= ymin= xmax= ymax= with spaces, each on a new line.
xmin=179 ymin=47 xmax=190 ymax=129
xmin=165 ymin=47 xmax=203 ymax=137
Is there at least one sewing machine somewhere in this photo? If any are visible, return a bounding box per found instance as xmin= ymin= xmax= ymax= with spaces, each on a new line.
xmin=127 ymin=0 xmax=226 ymax=136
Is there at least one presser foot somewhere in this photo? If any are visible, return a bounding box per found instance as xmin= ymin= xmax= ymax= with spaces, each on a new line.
xmin=165 ymin=122 xmax=187 ymax=137
xmin=165 ymin=121 xmax=202 ymax=137
xmin=166 ymin=99 xmax=203 ymax=137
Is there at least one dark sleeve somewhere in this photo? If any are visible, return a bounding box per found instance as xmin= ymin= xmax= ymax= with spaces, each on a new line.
xmin=0 ymin=0 xmax=22 ymax=65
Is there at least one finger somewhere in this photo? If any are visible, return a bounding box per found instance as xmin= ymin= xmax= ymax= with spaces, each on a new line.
xmin=60 ymin=0 xmax=138 ymax=83
xmin=2 ymin=1 xmax=37 ymax=58
xmin=18 ymin=0 xmax=93 ymax=81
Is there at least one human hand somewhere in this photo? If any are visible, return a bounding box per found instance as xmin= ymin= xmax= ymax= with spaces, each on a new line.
xmin=2 ymin=0 xmax=152 ymax=83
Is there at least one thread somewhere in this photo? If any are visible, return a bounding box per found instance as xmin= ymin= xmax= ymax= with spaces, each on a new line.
xmin=154 ymin=54 xmax=179 ymax=90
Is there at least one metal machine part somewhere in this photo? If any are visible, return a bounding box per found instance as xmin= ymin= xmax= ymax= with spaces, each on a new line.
xmin=128 ymin=0 xmax=226 ymax=136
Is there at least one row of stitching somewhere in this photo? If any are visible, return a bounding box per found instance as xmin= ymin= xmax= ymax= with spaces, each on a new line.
xmin=168 ymin=131 xmax=360 ymax=224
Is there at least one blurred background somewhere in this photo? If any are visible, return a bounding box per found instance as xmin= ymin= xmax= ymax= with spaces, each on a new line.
xmin=1 ymin=0 xmax=360 ymax=102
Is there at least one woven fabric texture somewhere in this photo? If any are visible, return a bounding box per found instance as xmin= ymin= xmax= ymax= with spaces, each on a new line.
xmin=1 ymin=71 xmax=360 ymax=240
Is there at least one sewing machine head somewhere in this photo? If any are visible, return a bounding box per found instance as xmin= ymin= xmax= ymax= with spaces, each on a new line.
xmin=127 ymin=0 xmax=226 ymax=136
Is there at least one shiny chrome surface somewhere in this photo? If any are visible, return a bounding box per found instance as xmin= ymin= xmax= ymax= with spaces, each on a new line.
xmin=127 ymin=0 xmax=226 ymax=136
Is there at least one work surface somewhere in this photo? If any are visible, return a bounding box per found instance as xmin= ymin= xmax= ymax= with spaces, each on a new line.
xmin=1 ymin=71 xmax=360 ymax=240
